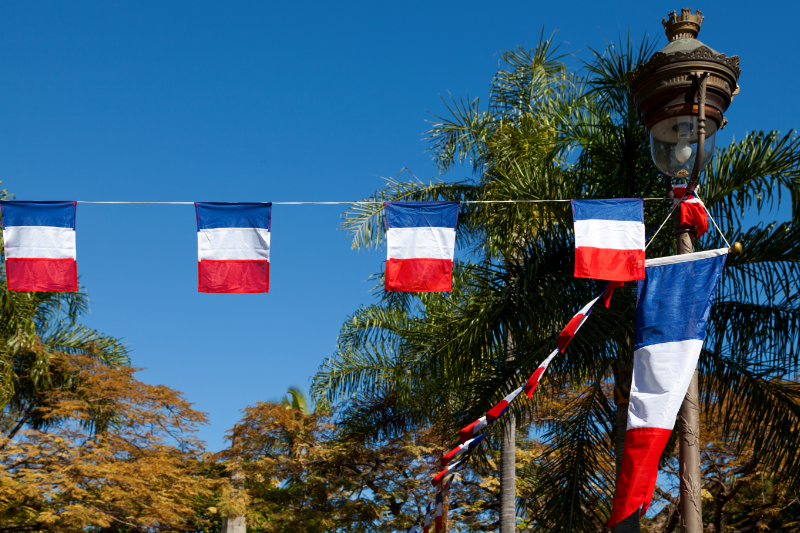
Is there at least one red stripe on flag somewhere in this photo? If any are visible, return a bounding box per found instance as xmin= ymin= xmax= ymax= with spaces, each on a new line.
xmin=485 ymin=400 xmax=509 ymax=423
xmin=435 ymin=514 xmax=442 ymax=530
xmin=385 ymin=258 xmax=453 ymax=292
xmin=524 ymin=366 xmax=547 ymax=398
xmin=557 ymin=314 xmax=584 ymax=352
xmin=603 ymin=281 xmax=625 ymax=308
xmin=606 ymin=427 xmax=672 ymax=528
xmin=199 ymin=260 xmax=269 ymax=293
xmin=441 ymin=445 xmax=459 ymax=468
xmin=574 ymin=247 xmax=644 ymax=281
xmin=459 ymin=417 xmax=484 ymax=444
xmin=6 ymin=258 xmax=77 ymax=292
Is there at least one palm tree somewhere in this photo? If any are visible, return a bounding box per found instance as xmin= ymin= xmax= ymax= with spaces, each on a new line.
xmin=313 ymin=33 xmax=800 ymax=533
xmin=1 ymin=223 xmax=129 ymax=441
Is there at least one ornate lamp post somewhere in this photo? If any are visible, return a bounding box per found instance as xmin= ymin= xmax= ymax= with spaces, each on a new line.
xmin=627 ymin=9 xmax=741 ymax=532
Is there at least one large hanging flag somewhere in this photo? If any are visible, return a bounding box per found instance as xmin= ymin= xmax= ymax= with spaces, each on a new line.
xmin=195 ymin=203 xmax=271 ymax=293
xmin=0 ymin=201 xmax=78 ymax=292
xmin=572 ymin=199 xmax=645 ymax=281
xmin=385 ymin=201 xmax=459 ymax=292
xmin=607 ymin=248 xmax=728 ymax=527
xmin=673 ymin=184 xmax=708 ymax=238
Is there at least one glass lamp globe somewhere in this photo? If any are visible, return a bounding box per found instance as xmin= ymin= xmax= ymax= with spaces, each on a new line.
xmin=649 ymin=115 xmax=717 ymax=179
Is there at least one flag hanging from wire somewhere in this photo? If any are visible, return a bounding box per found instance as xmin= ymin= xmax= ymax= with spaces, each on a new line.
xmin=385 ymin=201 xmax=459 ymax=292
xmin=0 ymin=201 xmax=78 ymax=292
xmin=607 ymin=248 xmax=727 ymax=528
xmin=572 ymin=199 xmax=645 ymax=281
xmin=195 ymin=203 xmax=271 ymax=293
xmin=672 ymin=184 xmax=708 ymax=237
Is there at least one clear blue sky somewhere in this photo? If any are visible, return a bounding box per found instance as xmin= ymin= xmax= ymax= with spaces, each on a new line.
xmin=1 ymin=1 xmax=797 ymax=450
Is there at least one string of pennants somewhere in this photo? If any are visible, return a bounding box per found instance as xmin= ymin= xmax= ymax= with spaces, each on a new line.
xmin=0 ymin=187 xmax=723 ymax=529
xmin=0 ymin=186 xmax=707 ymax=294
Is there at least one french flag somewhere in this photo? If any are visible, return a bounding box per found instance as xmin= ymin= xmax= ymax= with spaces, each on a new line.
xmin=195 ymin=203 xmax=271 ymax=293
xmin=435 ymin=491 xmax=444 ymax=530
xmin=432 ymin=457 xmax=465 ymax=487
xmin=572 ymin=199 xmax=645 ymax=281
xmin=0 ymin=201 xmax=77 ymax=292
xmin=523 ymin=348 xmax=560 ymax=398
xmin=441 ymin=433 xmax=487 ymax=467
xmin=673 ymin=184 xmax=708 ymax=238
xmin=557 ymin=296 xmax=601 ymax=352
xmin=385 ymin=201 xmax=459 ymax=292
xmin=422 ymin=503 xmax=432 ymax=533
xmin=458 ymin=386 xmax=522 ymax=444
xmin=607 ymin=248 xmax=728 ymax=527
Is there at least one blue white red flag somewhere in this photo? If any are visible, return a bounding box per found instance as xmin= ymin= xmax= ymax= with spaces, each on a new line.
xmin=607 ymin=248 xmax=727 ymax=527
xmin=432 ymin=457 xmax=466 ymax=487
xmin=407 ymin=516 xmax=420 ymax=533
xmin=673 ymin=184 xmax=708 ymax=238
xmin=385 ymin=201 xmax=459 ymax=292
xmin=1 ymin=201 xmax=77 ymax=292
xmin=557 ymin=296 xmax=601 ymax=352
xmin=441 ymin=433 xmax=487 ymax=467
xmin=572 ymin=199 xmax=645 ymax=281
xmin=422 ymin=503 xmax=432 ymax=533
xmin=435 ymin=491 xmax=443 ymax=530
xmin=195 ymin=203 xmax=271 ymax=293
xmin=523 ymin=348 xmax=559 ymax=398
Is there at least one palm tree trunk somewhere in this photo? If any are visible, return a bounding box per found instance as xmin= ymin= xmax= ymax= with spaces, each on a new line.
xmin=500 ymin=330 xmax=516 ymax=533
xmin=500 ymin=410 xmax=516 ymax=532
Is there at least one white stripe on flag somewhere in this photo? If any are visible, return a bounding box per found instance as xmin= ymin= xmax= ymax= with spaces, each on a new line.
xmin=574 ymin=219 xmax=644 ymax=250
xmin=386 ymin=227 xmax=456 ymax=260
xmin=644 ymin=247 xmax=728 ymax=268
xmin=627 ymin=339 xmax=704 ymax=431
xmin=198 ymin=228 xmax=271 ymax=261
xmin=3 ymin=226 xmax=76 ymax=259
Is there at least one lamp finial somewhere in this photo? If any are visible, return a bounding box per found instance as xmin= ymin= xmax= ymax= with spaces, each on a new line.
xmin=662 ymin=8 xmax=704 ymax=41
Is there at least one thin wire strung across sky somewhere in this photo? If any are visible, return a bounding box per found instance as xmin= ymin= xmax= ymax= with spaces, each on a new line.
xmin=72 ymin=198 xmax=672 ymax=205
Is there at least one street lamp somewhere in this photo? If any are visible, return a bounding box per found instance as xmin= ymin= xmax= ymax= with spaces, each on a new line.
xmin=627 ymin=8 xmax=740 ymax=184
xmin=625 ymin=9 xmax=741 ymax=533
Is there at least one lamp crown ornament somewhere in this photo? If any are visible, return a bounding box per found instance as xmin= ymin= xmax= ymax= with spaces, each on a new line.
xmin=662 ymin=8 xmax=704 ymax=41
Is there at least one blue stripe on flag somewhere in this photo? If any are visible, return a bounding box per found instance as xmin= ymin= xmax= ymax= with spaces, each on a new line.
xmin=571 ymin=199 xmax=643 ymax=223
xmin=635 ymin=254 xmax=726 ymax=350
xmin=195 ymin=203 xmax=272 ymax=230
xmin=468 ymin=433 xmax=488 ymax=450
xmin=385 ymin=201 xmax=459 ymax=229
xmin=0 ymin=201 xmax=76 ymax=229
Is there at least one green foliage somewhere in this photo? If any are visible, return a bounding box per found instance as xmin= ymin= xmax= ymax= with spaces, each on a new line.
xmin=313 ymin=29 xmax=800 ymax=533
